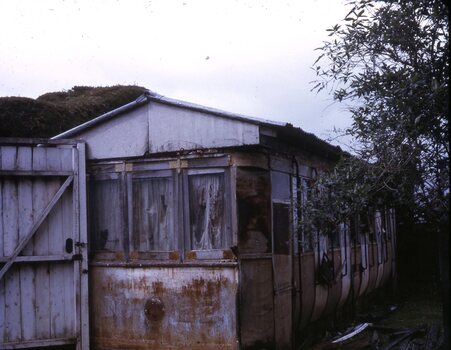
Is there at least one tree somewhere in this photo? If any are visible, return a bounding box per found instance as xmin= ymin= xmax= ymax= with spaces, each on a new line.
xmin=311 ymin=0 xmax=448 ymax=227
xmin=309 ymin=0 xmax=448 ymax=346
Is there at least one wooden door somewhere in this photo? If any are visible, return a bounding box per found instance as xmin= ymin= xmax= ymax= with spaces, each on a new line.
xmin=0 ymin=139 xmax=89 ymax=350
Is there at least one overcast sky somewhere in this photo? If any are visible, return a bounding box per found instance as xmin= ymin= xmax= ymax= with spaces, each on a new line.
xmin=0 ymin=0 xmax=354 ymax=147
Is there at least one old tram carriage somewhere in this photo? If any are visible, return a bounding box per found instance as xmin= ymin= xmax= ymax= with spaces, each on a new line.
xmin=0 ymin=91 xmax=396 ymax=349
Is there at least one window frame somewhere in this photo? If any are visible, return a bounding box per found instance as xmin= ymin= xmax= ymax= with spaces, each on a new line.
xmin=88 ymin=171 xmax=127 ymax=260
xmin=87 ymin=158 xmax=235 ymax=263
xmin=127 ymin=169 xmax=180 ymax=261
xmin=182 ymin=167 xmax=233 ymax=261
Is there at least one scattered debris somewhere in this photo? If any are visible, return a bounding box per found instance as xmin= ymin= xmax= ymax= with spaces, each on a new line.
xmin=331 ymin=322 xmax=372 ymax=344
xmin=302 ymin=297 xmax=443 ymax=350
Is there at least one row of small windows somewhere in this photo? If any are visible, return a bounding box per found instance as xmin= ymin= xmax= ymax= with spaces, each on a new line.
xmin=89 ymin=169 xmax=231 ymax=257
xmin=88 ymin=164 xmax=395 ymax=258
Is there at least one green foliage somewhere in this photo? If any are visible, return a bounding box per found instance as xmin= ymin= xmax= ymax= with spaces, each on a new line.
xmin=311 ymin=0 xmax=449 ymax=226
xmin=0 ymin=85 xmax=147 ymax=138
xmin=302 ymin=156 xmax=395 ymax=236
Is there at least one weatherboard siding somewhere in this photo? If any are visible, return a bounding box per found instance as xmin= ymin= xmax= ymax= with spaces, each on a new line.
xmin=148 ymin=102 xmax=260 ymax=154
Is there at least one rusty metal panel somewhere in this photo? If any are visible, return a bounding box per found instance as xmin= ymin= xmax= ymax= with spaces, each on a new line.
xmin=322 ymin=249 xmax=342 ymax=317
xmin=273 ymin=254 xmax=293 ymax=350
xmin=338 ymin=225 xmax=352 ymax=308
xmin=299 ymin=252 xmax=315 ymax=329
xmin=0 ymin=140 xmax=88 ymax=349
xmin=230 ymin=152 xmax=268 ymax=169
xmin=358 ymin=234 xmax=370 ymax=298
xmin=239 ymin=258 xmax=274 ymax=349
xmin=89 ymin=265 xmax=238 ymax=350
xmin=311 ymin=284 xmax=328 ymax=323
xmin=236 ymin=168 xmax=271 ymax=254
xmin=366 ymin=243 xmax=379 ymax=295
xmin=310 ymin=232 xmax=329 ymax=323
xmin=350 ymin=245 xmax=362 ymax=301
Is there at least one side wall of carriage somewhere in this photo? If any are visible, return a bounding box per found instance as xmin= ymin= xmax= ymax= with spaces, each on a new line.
xmin=232 ymin=150 xmax=397 ymax=350
xmin=86 ymin=155 xmax=239 ymax=350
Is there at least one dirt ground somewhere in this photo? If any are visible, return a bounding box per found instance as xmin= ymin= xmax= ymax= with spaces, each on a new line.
xmin=299 ymin=289 xmax=445 ymax=350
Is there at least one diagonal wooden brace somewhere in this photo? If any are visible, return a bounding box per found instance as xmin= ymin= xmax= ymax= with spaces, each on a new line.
xmin=0 ymin=175 xmax=74 ymax=281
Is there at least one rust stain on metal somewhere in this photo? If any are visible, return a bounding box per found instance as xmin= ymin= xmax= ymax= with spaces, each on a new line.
xmin=169 ymin=159 xmax=188 ymax=170
xmin=129 ymin=251 xmax=139 ymax=260
xmin=114 ymin=251 xmax=125 ymax=260
xmin=222 ymin=249 xmax=235 ymax=260
xmin=144 ymin=297 xmax=165 ymax=322
xmin=186 ymin=250 xmax=197 ymax=260
xmin=169 ymin=251 xmax=179 ymax=260
xmin=151 ymin=281 xmax=166 ymax=294
xmin=236 ymin=168 xmax=271 ymax=253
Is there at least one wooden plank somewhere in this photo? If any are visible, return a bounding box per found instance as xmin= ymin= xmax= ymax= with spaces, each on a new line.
xmin=47 ymin=152 xmax=65 ymax=338
xmin=58 ymin=147 xmax=74 ymax=172
xmin=0 ymin=176 xmax=73 ymax=280
xmin=4 ymin=265 xmax=21 ymax=342
xmin=0 ymin=146 xmax=17 ymax=170
xmin=0 ymin=179 xmax=4 ymax=342
xmin=2 ymin=179 xmax=18 ymax=256
xmin=2 ymin=177 xmax=21 ymax=343
xmin=0 ymin=137 xmax=78 ymax=146
xmin=0 ymin=255 xmax=73 ymax=263
xmin=32 ymin=148 xmax=51 ymax=340
xmin=77 ymin=142 xmax=90 ymax=350
xmin=0 ymin=180 xmax=4 ymax=258
xmin=0 ymin=275 xmax=5 ymax=344
xmin=73 ymin=145 xmax=82 ymax=350
xmin=17 ymin=146 xmax=36 ymax=341
xmin=61 ymin=179 xmax=75 ymax=336
xmin=0 ymin=336 xmax=77 ymax=349
xmin=0 ymin=170 xmax=73 ymax=177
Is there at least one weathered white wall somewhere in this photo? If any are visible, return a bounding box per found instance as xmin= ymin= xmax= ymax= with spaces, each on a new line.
xmin=75 ymin=105 xmax=149 ymax=160
xmin=69 ymin=101 xmax=261 ymax=160
xmin=148 ymin=102 xmax=260 ymax=154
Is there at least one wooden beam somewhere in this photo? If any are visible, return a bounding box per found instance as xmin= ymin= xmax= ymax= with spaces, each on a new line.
xmin=0 ymin=137 xmax=78 ymax=146
xmin=0 ymin=175 xmax=73 ymax=281
xmin=0 ymin=337 xmax=77 ymax=349
xmin=0 ymin=255 xmax=74 ymax=263
xmin=0 ymin=170 xmax=73 ymax=177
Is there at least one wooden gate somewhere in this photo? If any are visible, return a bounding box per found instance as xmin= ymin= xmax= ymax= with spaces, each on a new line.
xmin=0 ymin=138 xmax=89 ymax=350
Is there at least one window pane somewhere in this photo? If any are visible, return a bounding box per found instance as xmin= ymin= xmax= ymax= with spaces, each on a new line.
xmin=273 ymin=203 xmax=290 ymax=255
xmin=188 ymin=173 xmax=226 ymax=250
xmin=90 ymin=178 xmax=123 ymax=251
xmin=300 ymin=178 xmax=314 ymax=252
xmin=271 ymin=171 xmax=291 ymax=200
xmin=132 ymin=177 xmax=174 ymax=251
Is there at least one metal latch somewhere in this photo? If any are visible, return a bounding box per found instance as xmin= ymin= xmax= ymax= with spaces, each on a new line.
xmin=72 ymin=254 xmax=83 ymax=261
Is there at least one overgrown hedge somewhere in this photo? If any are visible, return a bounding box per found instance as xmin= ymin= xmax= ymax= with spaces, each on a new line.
xmin=0 ymin=85 xmax=146 ymax=138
